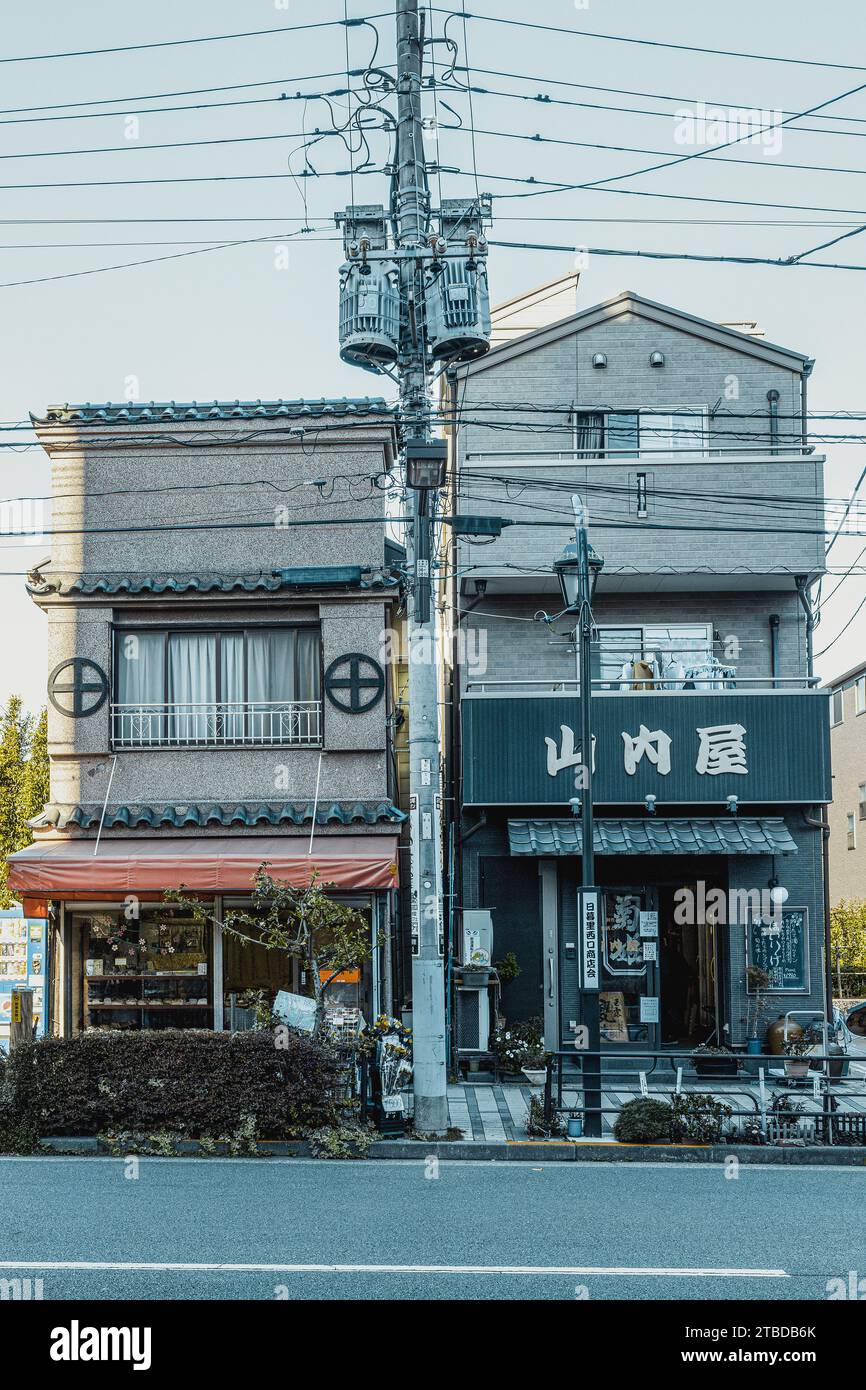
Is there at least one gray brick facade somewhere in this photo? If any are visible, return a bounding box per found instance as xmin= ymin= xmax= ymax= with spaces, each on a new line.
xmin=451 ymin=289 xmax=829 ymax=1054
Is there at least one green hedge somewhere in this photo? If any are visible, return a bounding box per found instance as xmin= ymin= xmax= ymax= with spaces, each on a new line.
xmin=6 ymin=1029 xmax=341 ymax=1138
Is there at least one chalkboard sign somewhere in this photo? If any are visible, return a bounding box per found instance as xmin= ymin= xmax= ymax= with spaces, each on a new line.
xmin=746 ymin=907 xmax=809 ymax=995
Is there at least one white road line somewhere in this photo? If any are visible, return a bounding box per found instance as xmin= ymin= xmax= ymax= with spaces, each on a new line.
xmin=0 ymin=1260 xmax=789 ymax=1278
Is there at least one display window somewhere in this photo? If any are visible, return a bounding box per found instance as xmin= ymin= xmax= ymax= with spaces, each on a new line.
xmin=220 ymin=897 xmax=374 ymax=1027
xmin=599 ymin=889 xmax=658 ymax=1045
xmin=76 ymin=907 xmax=211 ymax=1030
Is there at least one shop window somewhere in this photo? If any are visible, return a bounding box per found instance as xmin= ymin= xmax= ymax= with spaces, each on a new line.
xmin=600 ymin=891 xmax=656 ymax=1044
xmin=220 ymin=898 xmax=373 ymax=1028
xmin=848 ymin=814 xmax=857 ymax=851
xmin=78 ymin=908 xmax=211 ymax=1030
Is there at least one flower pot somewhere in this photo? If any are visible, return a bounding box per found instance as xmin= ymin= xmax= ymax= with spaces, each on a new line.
xmin=521 ymin=1068 xmax=547 ymax=1088
xmin=693 ymin=1055 xmax=737 ymax=1079
xmin=744 ymin=1036 xmax=763 ymax=1075
xmin=784 ymin=1057 xmax=810 ymax=1080
xmin=460 ymin=970 xmax=489 ymax=989
xmin=567 ymin=1116 xmax=583 ymax=1138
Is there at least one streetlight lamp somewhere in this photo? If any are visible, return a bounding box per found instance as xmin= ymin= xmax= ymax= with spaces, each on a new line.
xmin=556 ymin=497 xmax=604 ymax=1137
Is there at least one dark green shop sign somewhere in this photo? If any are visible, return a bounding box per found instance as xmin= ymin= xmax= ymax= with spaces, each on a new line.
xmin=746 ymin=907 xmax=809 ymax=994
xmin=462 ymin=693 xmax=830 ymax=805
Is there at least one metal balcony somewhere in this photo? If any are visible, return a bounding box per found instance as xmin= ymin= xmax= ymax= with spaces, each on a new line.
xmin=111 ymin=700 xmax=323 ymax=749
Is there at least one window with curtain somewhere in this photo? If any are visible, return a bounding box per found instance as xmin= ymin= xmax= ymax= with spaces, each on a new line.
xmin=571 ymin=410 xmax=605 ymax=458
xmin=115 ymin=627 xmax=321 ymax=745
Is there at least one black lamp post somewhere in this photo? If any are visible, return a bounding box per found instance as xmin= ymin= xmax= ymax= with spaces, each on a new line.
xmin=555 ymin=498 xmax=604 ymax=1137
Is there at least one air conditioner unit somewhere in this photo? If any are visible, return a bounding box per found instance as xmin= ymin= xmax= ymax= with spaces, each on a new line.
xmin=456 ymin=984 xmax=491 ymax=1053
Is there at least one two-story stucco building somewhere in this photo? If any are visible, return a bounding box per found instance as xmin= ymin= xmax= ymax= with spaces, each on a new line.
xmin=8 ymin=398 xmax=407 ymax=1036
xmin=448 ymin=286 xmax=832 ymax=1060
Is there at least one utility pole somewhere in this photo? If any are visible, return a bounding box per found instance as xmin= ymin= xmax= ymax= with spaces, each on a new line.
xmin=336 ymin=0 xmax=491 ymax=1136
xmin=557 ymin=496 xmax=603 ymax=1138
xmin=396 ymin=0 xmax=447 ymax=1135
xmin=575 ymin=500 xmax=602 ymax=1139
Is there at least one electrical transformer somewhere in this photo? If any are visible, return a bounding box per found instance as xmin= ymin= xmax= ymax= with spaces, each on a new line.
xmin=425 ymin=197 xmax=492 ymax=363
xmin=336 ymin=205 xmax=400 ymax=372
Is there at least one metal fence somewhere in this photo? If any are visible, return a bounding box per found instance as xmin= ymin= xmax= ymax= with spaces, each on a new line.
xmin=541 ymin=1049 xmax=866 ymax=1145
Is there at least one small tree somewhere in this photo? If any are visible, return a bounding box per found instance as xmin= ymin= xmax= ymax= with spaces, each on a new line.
xmin=830 ymin=900 xmax=866 ymax=995
xmin=0 ymin=698 xmax=50 ymax=908
xmin=165 ymin=866 xmax=376 ymax=1038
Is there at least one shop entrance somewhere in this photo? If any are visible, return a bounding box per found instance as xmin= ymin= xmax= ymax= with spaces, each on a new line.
xmin=659 ymin=884 xmax=721 ymax=1048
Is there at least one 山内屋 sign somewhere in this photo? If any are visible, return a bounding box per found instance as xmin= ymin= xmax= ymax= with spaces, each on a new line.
xmin=462 ymin=693 xmax=830 ymax=805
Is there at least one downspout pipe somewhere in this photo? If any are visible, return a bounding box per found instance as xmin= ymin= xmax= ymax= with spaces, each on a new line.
xmin=801 ymin=359 xmax=815 ymax=451
xmin=795 ymin=575 xmax=815 ymax=678
xmin=768 ymin=612 xmax=780 ymax=688
xmin=767 ymin=389 xmax=780 ymax=456
xmin=802 ymin=807 xmax=834 ymax=1023
xmin=795 ymin=579 xmax=831 ymax=1016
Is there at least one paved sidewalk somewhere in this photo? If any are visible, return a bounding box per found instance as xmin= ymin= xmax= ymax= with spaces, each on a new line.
xmin=448 ymin=1070 xmax=866 ymax=1143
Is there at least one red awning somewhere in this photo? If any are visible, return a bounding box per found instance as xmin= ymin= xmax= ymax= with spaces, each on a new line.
xmin=7 ymin=835 xmax=399 ymax=898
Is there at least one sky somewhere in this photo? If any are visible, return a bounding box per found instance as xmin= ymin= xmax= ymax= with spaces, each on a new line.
xmin=1 ymin=0 xmax=865 ymax=712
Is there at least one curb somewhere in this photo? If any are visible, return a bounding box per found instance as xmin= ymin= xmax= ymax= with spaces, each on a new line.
xmin=32 ymin=1136 xmax=866 ymax=1164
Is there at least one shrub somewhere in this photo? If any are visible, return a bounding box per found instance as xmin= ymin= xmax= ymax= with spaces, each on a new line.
xmin=613 ymin=1097 xmax=673 ymax=1143
xmin=525 ymin=1094 xmax=565 ymax=1137
xmin=305 ymin=1123 xmax=374 ymax=1159
xmin=6 ymin=1028 xmax=341 ymax=1138
xmin=670 ymin=1092 xmax=732 ymax=1144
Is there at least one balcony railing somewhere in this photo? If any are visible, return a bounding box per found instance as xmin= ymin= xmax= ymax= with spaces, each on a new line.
xmin=463 ymin=677 xmax=820 ymax=695
xmin=111 ymin=700 xmax=322 ymax=748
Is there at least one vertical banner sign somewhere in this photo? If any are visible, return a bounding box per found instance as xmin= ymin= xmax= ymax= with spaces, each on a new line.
xmin=580 ymin=889 xmax=600 ymax=991
xmin=409 ymin=793 xmax=420 ymax=957
xmin=434 ymin=792 xmax=444 ymax=957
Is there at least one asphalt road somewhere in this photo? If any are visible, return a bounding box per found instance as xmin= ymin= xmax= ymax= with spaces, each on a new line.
xmin=0 ymin=1156 xmax=863 ymax=1300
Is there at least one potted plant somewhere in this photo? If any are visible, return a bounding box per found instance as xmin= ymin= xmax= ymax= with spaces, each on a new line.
xmin=691 ymin=1043 xmax=738 ymax=1078
xmin=520 ymin=1046 xmax=549 ymax=1088
xmin=490 ymin=1017 xmax=546 ymax=1079
xmin=783 ymin=1034 xmax=813 ymax=1080
xmin=745 ymin=965 xmax=770 ymax=1058
xmin=460 ymin=950 xmax=491 ymax=989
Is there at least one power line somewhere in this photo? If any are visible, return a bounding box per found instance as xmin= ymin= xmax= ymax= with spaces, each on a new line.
xmin=0 ymin=15 xmax=389 ymax=64
xmin=0 ymin=227 xmax=334 ymax=290
xmin=441 ymin=9 xmax=866 ymax=74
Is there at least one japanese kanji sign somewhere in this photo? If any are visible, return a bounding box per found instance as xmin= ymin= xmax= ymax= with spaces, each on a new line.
xmin=462 ymin=693 xmax=830 ymax=805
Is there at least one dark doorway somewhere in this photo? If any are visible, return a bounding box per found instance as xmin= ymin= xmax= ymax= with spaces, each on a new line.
xmin=479 ymin=855 xmax=541 ymax=1022
xmin=659 ymin=884 xmax=721 ymax=1047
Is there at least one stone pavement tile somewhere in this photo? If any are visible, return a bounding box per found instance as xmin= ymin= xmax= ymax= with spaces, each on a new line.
xmin=478 ymin=1117 xmax=507 ymax=1141
xmin=502 ymin=1086 xmax=530 ymax=1126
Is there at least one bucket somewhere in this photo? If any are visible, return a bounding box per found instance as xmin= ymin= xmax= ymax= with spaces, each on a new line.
xmin=567 ymin=1116 xmax=583 ymax=1138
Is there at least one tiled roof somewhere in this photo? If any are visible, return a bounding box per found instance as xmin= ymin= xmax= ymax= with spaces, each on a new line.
xmin=63 ymin=566 xmax=399 ymax=597
xmin=508 ymin=817 xmax=798 ymax=857
xmin=32 ymin=398 xmax=394 ymax=425
xmin=41 ymin=801 xmax=406 ymax=831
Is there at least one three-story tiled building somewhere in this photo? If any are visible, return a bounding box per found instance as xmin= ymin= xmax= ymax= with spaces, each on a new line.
xmin=449 ymin=287 xmax=831 ymax=1057
xmin=9 ymin=398 xmax=406 ymax=1035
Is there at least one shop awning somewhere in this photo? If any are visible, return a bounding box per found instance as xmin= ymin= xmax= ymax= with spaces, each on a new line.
xmin=507 ymin=818 xmax=798 ymax=857
xmin=7 ymin=834 xmax=399 ymax=899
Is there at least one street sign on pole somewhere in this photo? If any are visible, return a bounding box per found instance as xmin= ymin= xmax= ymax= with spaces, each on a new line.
xmin=579 ymin=889 xmax=600 ymax=991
